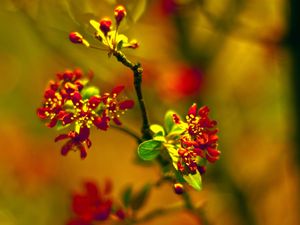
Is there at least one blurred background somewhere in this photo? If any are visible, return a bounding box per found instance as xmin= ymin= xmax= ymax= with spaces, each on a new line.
xmin=0 ymin=0 xmax=299 ymax=224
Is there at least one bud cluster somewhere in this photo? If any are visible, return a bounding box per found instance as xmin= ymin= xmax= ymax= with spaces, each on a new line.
xmin=68 ymin=5 xmax=139 ymax=53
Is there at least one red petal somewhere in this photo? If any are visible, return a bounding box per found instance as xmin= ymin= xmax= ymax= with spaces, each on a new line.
xmin=61 ymin=140 xmax=73 ymax=156
xmin=62 ymin=113 xmax=74 ymax=125
xmin=44 ymin=89 xmax=56 ymax=99
xmin=88 ymin=96 xmax=102 ymax=109
xmin=111 ymin=85 xmax=124 ymax=95
xmin=206 ymin=153 xmax=219 ymax=163
xmin=113 ymin=117 xmax=122 ymax=126
xmin=47 ymin=118 xmax=58 ymax=128
xmin=207 ymin=147 xmax=220 ymax=157
xmin=86 ymin=139 xmax=92 ymax=148
xmin=188 ymin=103 xmax=197 ymax=116
xmin=93 ymin=117 xmax=109 ymax=131
xmin=55 ymin=133 xmax=69 ymax=142
xmin=119 ymin=100 xmax=134 ymax=110
xmin=78 ymin=144 xmax=87 ymax=159
xmin=84 ymin=181 xmax=99 ymax=196
xmin=198 ymin=105 xmax=210 ymax=116
xmin=77 ymin=127 xmax=90 ymax=142
xmin=72 ymin=92 xmax=82 ymax=105
xmin=37 ymin=108 xmax=48 ymax=119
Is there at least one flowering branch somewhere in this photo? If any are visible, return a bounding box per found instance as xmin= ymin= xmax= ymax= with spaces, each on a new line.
xmin=113 ymin=51 xmax=152 ymax=141
xmin=36 ymin=4 xmax=221 ymax=225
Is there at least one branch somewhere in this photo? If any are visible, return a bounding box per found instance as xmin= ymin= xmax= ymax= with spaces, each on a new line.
xmin=113 ymin=51 xmax=152 ymax=141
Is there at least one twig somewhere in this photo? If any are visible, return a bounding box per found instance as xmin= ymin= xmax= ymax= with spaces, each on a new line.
xmin=113 ymin=51 xmax=152 ymax=141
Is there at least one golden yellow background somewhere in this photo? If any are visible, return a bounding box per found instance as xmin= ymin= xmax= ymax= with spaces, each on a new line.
xmin=0 ymin=0 xmax=299 ymax=224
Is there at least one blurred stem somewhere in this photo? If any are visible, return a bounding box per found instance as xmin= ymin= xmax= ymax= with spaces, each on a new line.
xmin=110 ymin=125 xmax=141 ymax=142
xmin=113 ymin=51 xmax=152 ymax=141
xmin=288 ymin=0 xmax=300 ymax=166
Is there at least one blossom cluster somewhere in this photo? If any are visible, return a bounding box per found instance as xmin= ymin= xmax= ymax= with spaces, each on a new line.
xmin=67 ymin=181 xmax=125 ymax=225
xmin=37 ymin=69 xmax=134 ymax=159
xmin=174 ymin=104 xmax=220 ymax=175
xmin=69 ymin=5 xmax=138 ymax=55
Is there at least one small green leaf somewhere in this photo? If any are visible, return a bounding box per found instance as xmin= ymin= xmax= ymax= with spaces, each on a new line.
xmin=131 ymin=184 xmax=151 ymax=211
xmin=138 ymin=140 xmax=162 ymax=160
xmin=81 ymin=86 xmax=100 ymax=99
xmin=122 ymin=186 xmax=132 ymax=208
xmin=116 ymin=34 xmax=129 ymax=44
xmin=153 ymin=135 xmax=166 ymax=142
xmin=183 ymin=172 xmax=202 ymax=191
xmin=117 ymin=40 xmax=124 ymax=51
xmin=150 ymin=124 xmax=165 ymax=136
xmin=164 ymin=110 xmax=177 ymax=133
xmin=164 ymin=143 xmax=180 ymax=170
xmin=169 ymin=124 xmax=187 ymax=136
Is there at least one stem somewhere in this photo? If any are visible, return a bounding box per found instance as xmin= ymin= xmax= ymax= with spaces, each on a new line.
xmin=181 ymin=192 xmax=194 ymax=210
xmin=110 ymin=125 xmax=142 ymax=142
xmin=113 ymin=51 xmax=152 ymax=141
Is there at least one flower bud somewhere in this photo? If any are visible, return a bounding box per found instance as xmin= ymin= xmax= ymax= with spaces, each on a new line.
xmin=173 ymin=183 xmax=184 ymax=195
xmin=99 ymin=17 xmax=112 ymax=36
xmin=69 ymin=32 xmax=83 ymax=44
xmin=114 ymin=5 xmax=127 ymax=25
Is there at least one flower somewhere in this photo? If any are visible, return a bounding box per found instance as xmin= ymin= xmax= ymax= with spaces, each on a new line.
xmin=67 ymin=181 xmax=113 ymax=224
xmin=37 ymin=69 xmax=134 ymax=158
xmin=67 ymin=181 xmax=126 ymax=225
xmin=55 ymin=126 xmax=91 ymax=159
xmin=174 ymin=104 xmax=220 ymax=175
xmin=101 ymin=85 xmax=135 ymax=126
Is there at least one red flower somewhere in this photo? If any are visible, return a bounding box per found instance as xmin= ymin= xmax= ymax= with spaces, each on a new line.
xmin=67 ymin=181 xmax=123 ymax=225
xmin=37 ymin=88 xmax=65 ymax=127
xmin=37 ymin=69 xmax=134 ymax=158
xmin=55 ymin=126 xmax=91 ymax=159
xmin=174 ymin=104 xmax=220 ymax=174
xmin=101 ymin=85 xmax=135 ymax=126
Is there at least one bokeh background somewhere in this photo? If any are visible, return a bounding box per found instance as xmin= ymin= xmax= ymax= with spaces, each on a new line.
xmin=0 ymin=0 xmax=299 ymax=224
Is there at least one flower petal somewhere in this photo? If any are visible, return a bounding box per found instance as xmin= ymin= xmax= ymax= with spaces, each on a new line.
xmin=55 ymin=133 xmax=70 ymax=142
xmin=119 ymin=100 xmax=134 ymax=110
xmin=111 ymin=85 xmax=124 ymax=95
xmin=61 ymin=140 xmax=73 ymax=156
xmin=188 ymin=103 xmax=197 ymax=116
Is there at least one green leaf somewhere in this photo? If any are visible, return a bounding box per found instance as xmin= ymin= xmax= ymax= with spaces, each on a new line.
xmin=183 ymin=172 xmax=202 ymax=191
xmin=153 ymin=135 xmax=166 ymax=142
xmin=164 ymin=110 xmax=177 ymax=133
xmin=169 ymin=124 xmax=187 ymax=136
xmin=131 ymin=184 xmax=151 ymax=211
xmin=117 ymin=40 xmax=124 ymax=51
xmin=138 ymin=140 xmax=162 ymax=160
xmin=164 ymin=143 xmax=179 ymax=170
xmin=122 ymin=186 xmax=132 ymax=208
xmin=150 ymin=124 xmax=165 ymax=136
xmin=81 ymin=86 xmax=100 ymax=99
